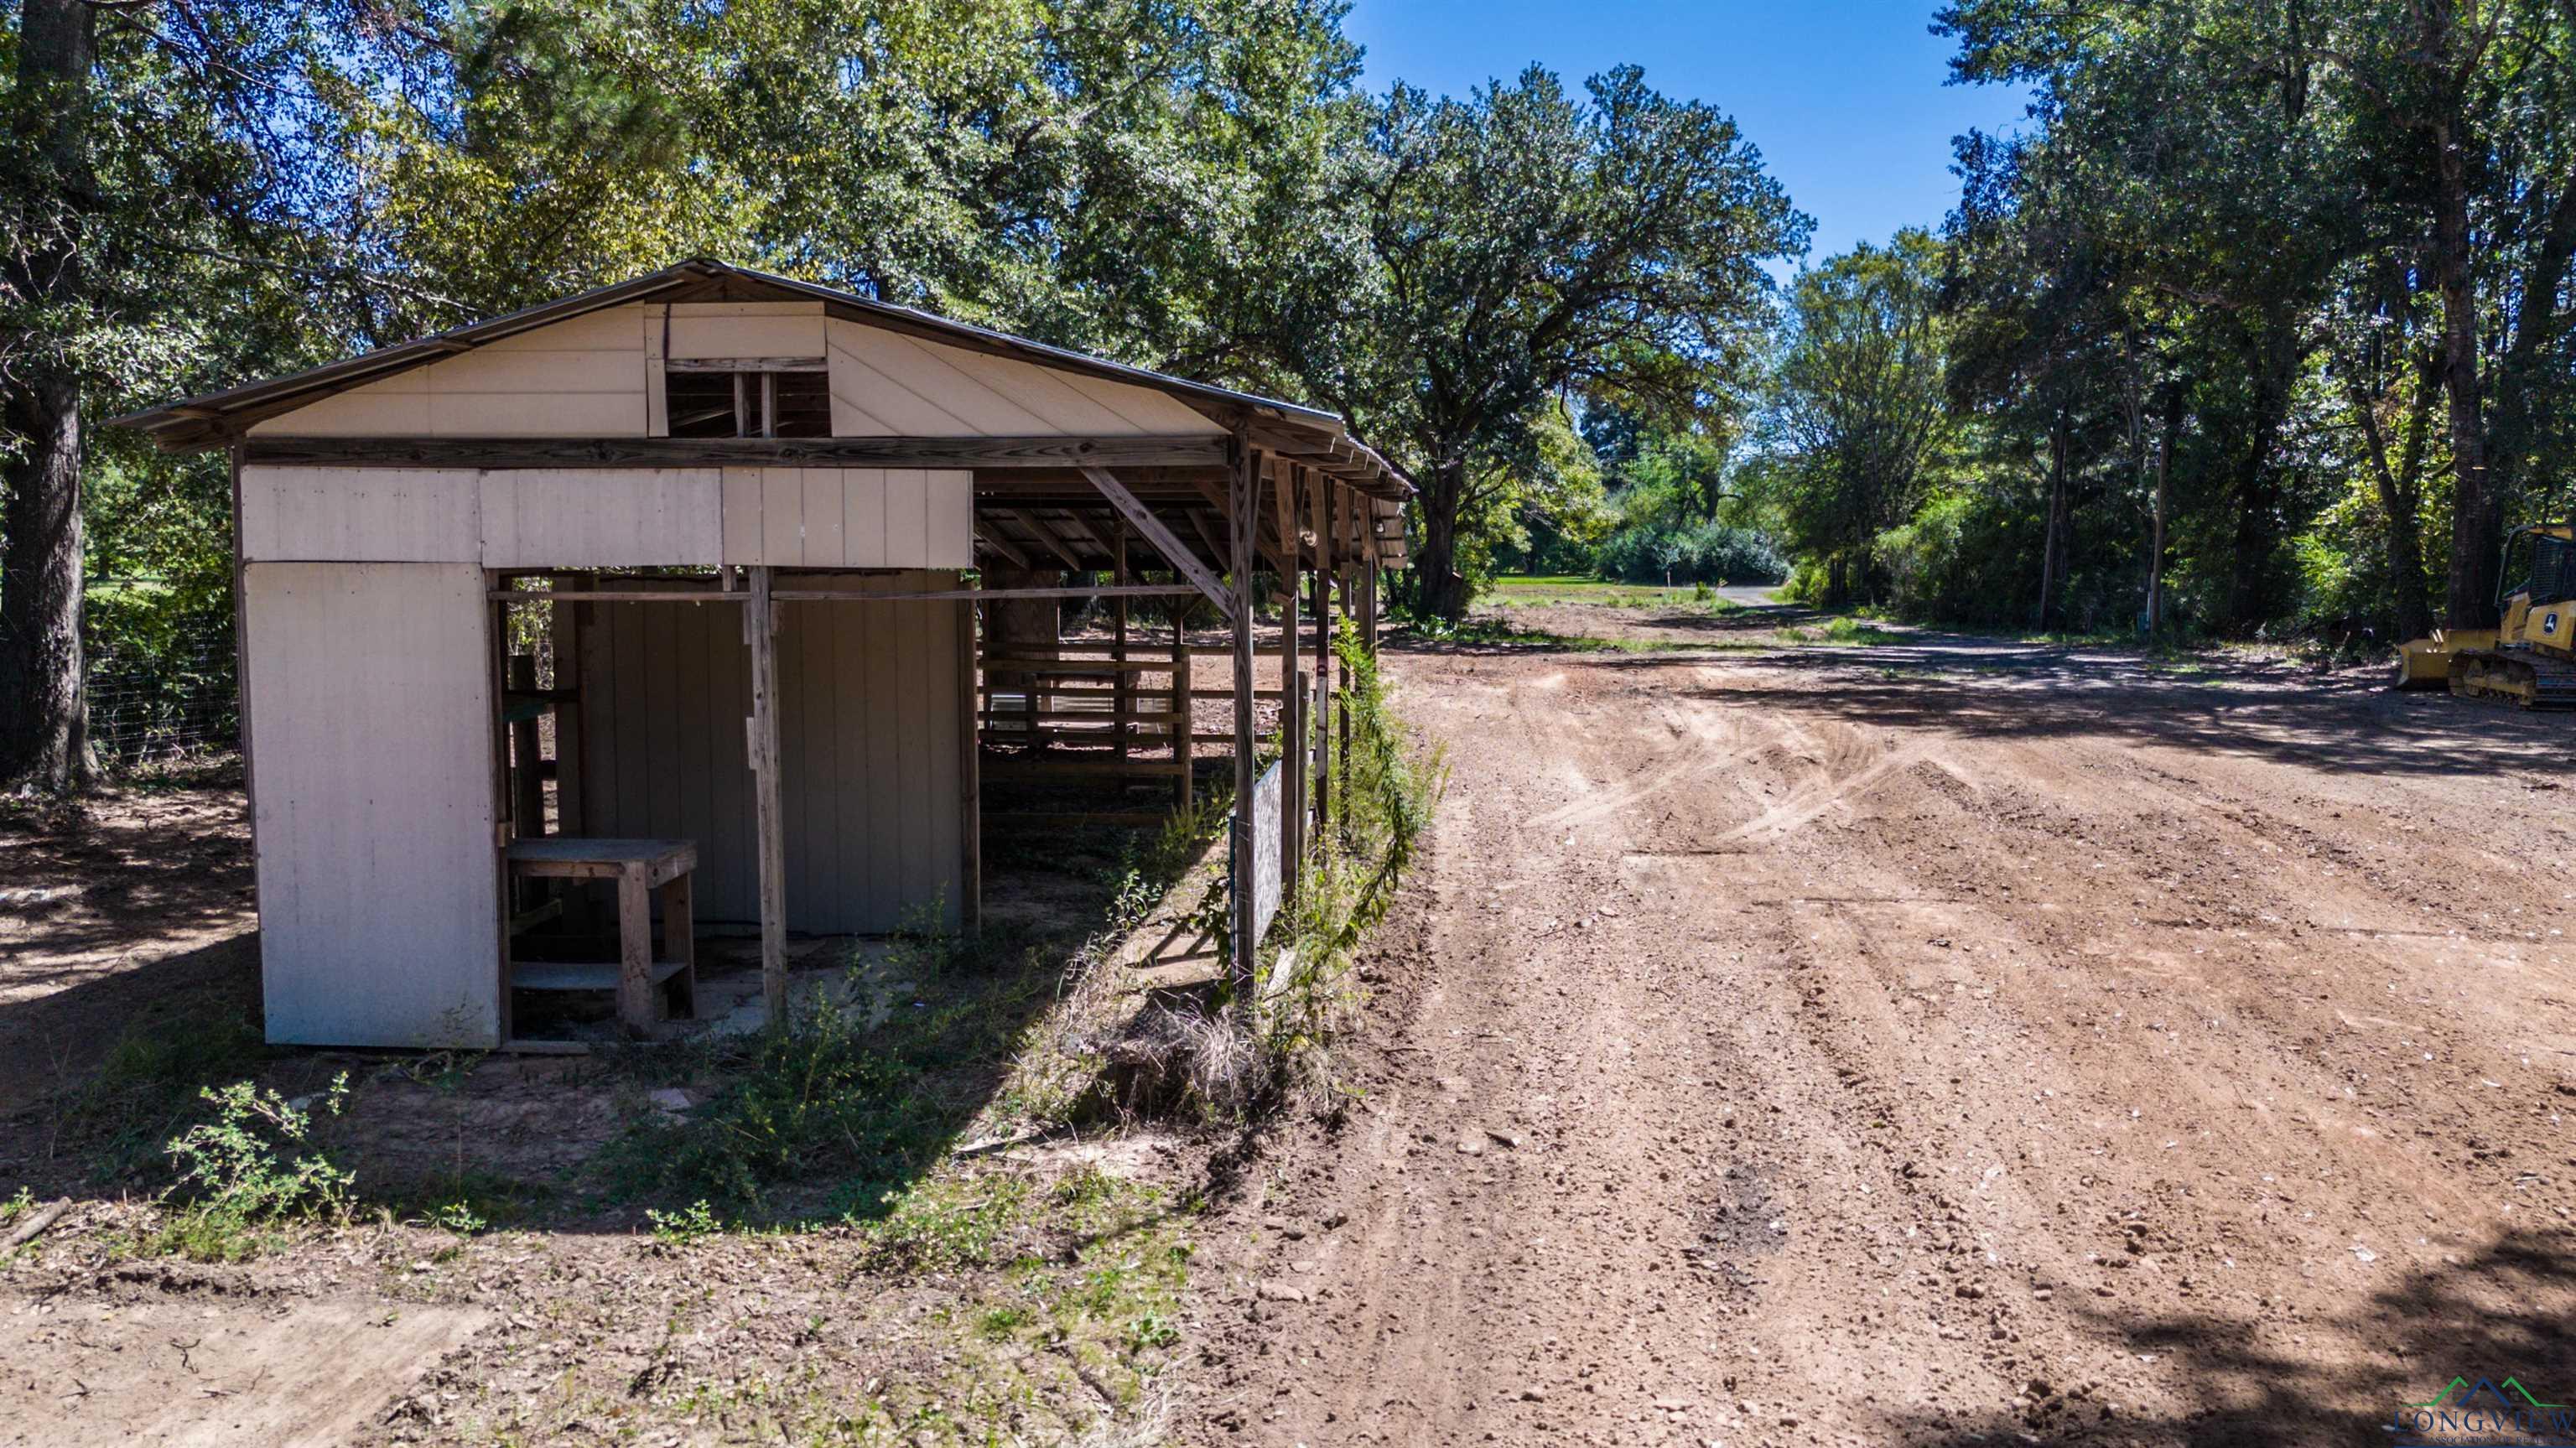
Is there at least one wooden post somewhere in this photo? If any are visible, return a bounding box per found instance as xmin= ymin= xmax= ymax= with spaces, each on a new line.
xmin=1312 ymin=482 xmax=1332 ymax=838
xmin=958 ymin=597 xmax=982 ymax=935
xmin=1279 ymin=465 xmax=1303 ymax=900
xmin=1228 ymin=429 xmax=1259 ymax=992
xmin=507 ymin=655 xmax=545 ymax=840
xmin=615 ymin=865 xmax=655 ymax=1035
xmin=552 ymin=577 xmax=587 ymax=837
xmin=746 ymin=564 xmax=788 ymax=1028
xmin=1172 ymin=605 xmax=1193 ymax=810
xmin=1113 ymin=522 xmax=1130 ymax=760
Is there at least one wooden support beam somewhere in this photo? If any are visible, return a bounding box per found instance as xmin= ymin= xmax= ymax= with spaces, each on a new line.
xmin=1229 ymin=432 xmax=1259 ymax=994
xmin=746 ymin=565 xmax=787 ymax=1029
xmin=1280 ymin=465 xmax=1304 ymax=904
xmin=1005 ymin=508 xmax=1088 ymax=571
xmin=974 ymin=522 xmax=1031 ymax=568
xmin=1080 ymin=465 xmax=1236 ymax=616
xmin=243 ymin=433 xmax=1232 ymax=471
xmin=958 ymin=599 xmax=981 ymax=936
xmin=490 ymin=584 xmax=1202 ymax=605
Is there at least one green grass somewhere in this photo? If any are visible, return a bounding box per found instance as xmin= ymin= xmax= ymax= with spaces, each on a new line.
xmin=1487 ymin=575 xmax=1754 ymax=612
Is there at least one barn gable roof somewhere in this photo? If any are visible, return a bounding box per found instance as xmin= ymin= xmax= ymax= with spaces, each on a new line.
xmin=114 ymin=259 xmax=1408 ymax=496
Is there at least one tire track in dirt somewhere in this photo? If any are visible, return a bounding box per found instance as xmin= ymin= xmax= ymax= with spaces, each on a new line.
xmin=1187 ymin=642 xmax=2576 ymax=1448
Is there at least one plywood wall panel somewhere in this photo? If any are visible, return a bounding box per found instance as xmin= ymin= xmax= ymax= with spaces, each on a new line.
xmin=242 ymin=562 xmax=499 ymax=1048
xmin=577 ymin=572 xmax=966 ymax=932
xmin=823 ymin=317 xmax=1227 ymax=439
xmin=477 ymin=468 xmax=721 ymax=568
xmin=240 ymin=465 xmax=480 ymax=563
xmin=718 ymin=468 xmax=970 ymax=568
xmin=668 ymin=303 xmax=827 ymax=361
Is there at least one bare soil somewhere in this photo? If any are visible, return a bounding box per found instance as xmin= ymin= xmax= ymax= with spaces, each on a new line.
xmin=1182 ymin=602 xmax=2576 ymax=1446
xmin=7 ymin=604 xmax=2574 ymax=1445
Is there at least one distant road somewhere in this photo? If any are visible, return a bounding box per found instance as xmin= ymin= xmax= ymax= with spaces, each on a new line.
xmin=1716 ymin=583 xmax=1786 ymax=607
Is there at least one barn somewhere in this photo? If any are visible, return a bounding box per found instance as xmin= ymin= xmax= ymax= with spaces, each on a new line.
xmin=115 ymin=260 xmax=1410 ymax=1051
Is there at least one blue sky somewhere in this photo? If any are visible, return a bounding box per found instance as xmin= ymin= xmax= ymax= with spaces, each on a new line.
xmin=1343 ymin=1 xmax=2034 ymax=264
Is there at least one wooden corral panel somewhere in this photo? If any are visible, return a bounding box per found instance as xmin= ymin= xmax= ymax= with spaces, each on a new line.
xmin=242 ymin=562 xmax=500 ymax=1047
xmin=825 ymin=318 xmax=1221 ymax=437
xmin=479 ymin=468 xmax=723 ymax=568
xmin=248 ymin=304 xmax=650 ymax=438
xmin=575 ymin=573 xmax=967 ymax=932
xmin=719 ymin=467 xmax=972 ymax=568
xmin=240 ymin=465 xmax=480 ymax=563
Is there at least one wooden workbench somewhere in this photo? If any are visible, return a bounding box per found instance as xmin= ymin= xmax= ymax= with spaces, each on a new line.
xmin=505 ymin=837 xmax=698 ymax=1035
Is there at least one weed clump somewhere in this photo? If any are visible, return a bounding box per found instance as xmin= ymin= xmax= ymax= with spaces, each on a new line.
xmin=153 ymin=1073 xmax=353 ymax=1259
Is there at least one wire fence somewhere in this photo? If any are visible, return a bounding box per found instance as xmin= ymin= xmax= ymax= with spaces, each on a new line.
xmin=83 ymin=581 xmax=239 ymax=765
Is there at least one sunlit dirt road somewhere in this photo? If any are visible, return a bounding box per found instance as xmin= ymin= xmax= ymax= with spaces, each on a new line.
xmin=1191 ymin=610 xmax=2576 ymax=1448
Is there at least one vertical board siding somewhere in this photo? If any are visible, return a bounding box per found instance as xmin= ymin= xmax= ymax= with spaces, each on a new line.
xmin=243 ymin=562 xmax=500 ymax=1047
xmin=477 ymin=468 xmax=722 ymax=567
xmin=719 ymin=468 xmax=970 ymax=568
xmin=576 ymin=572 xmax=965 ymax=932
xmin=240 ymin=465 xmax=480 ymax=563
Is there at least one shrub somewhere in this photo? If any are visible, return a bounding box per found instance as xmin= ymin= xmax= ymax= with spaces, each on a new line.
xmin=1593 ymin=521 xmax=1787 ymax=585
xmin=156 ymin=1074 xmax=354 ymax=1259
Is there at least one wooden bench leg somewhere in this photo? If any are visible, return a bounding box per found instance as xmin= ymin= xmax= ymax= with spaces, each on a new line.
xmin=657 ymin=871 xmax=696 ymax=1021
xmin=615 ymin=866 xmax=653 ymax=1036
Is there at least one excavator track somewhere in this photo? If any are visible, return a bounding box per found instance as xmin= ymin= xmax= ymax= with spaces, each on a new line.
xmin=2449 ymin=649 xmax=2576 ymax=709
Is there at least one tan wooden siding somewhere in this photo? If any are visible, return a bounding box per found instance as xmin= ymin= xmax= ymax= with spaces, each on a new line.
xmin=719 ymin=467 xmax=972 ymax=568
xmin=240 ymin=464 xmax=723 ymax=567
xmin=250 ymin=304 xmax=651 ymax=438
xmin=242 ymin=562 xmax=500 ymax=1048
xmin=480 ymin=468 xmax=722 ymax=568
xmin=240 ymin=465 xmax=480 ymax=563
xmin=575 ymin=572 xmax=966 ymax=933
xmin=825 ymin=318 xmax=1221 ymax=437
xmin=665 ymin=300 xmax=828 ymax=361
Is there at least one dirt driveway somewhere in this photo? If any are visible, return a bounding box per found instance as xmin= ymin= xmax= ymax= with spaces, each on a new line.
xmin=1189 ymin=610 xmax=2576 ymax=1446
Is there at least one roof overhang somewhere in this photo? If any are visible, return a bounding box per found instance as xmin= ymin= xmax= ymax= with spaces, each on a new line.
xmin=112 ymin=259 xmax=1411 ymax=499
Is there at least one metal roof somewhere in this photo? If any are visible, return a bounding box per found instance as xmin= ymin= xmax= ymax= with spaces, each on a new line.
xmin=112 ymin=258 xmax=1410 ymax=496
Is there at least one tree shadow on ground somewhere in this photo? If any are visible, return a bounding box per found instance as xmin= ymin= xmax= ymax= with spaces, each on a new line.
xmin=1866 ymin=1227 xmax=2576 ymax=1446
xmin=0 ymin=781 xmax=1215 ymax=1239
xmin=1564 ymin=646 xmax=2570 ymax=781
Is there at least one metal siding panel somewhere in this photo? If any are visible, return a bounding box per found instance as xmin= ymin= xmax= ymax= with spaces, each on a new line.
xmin=240 ymin=466 xmax=480 ymax=563
xmin=243 ymin=562 xmax=499 ymax=1047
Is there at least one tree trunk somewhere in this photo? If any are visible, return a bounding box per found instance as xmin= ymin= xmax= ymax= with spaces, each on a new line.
xmin=2430 ymin=113 xmax=2501 ymax=627
xmin=2036 ymin=414 xmax=2065 ymax=629
xmin=0 ymin=0 xmax=97 ymax=791
xmin=2146 ymin=387 xmax=2180 ymax=636
xmin=1415 ymin=455 xmax=1472 ymax=623
xmin=2345 ymin=355 xmax=2436 ymax=644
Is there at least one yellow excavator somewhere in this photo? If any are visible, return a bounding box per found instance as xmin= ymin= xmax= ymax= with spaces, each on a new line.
xmin=2392 ymin=522 xmax=2576 ymax=708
